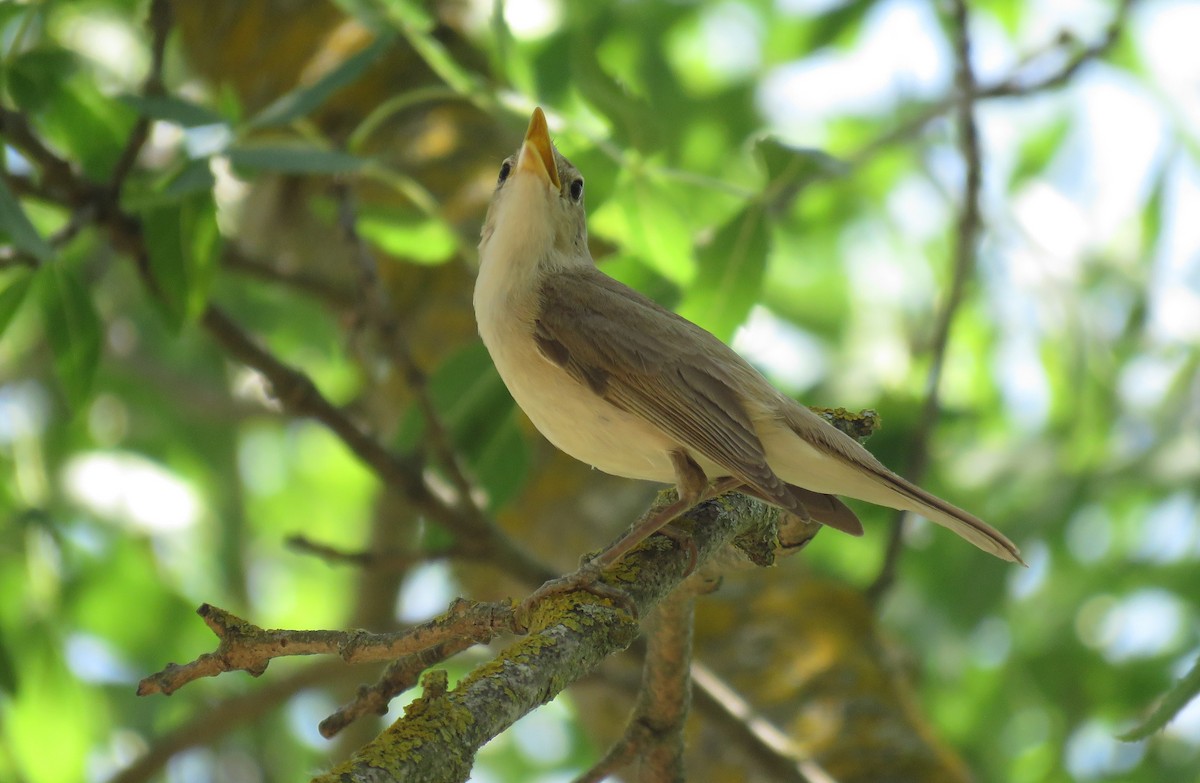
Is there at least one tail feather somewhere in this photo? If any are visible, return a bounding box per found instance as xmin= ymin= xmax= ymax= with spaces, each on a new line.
xmin=777 ymin=403 xmax=1021 ymax=563
xmin=874 ymin=469 xmax=1024 ymax=564
xmin=784 ymin=485 xmax=864 ymax=537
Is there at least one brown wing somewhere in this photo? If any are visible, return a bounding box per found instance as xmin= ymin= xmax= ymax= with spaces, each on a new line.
xmin=535 ymin=267 xmax=801 ymax=512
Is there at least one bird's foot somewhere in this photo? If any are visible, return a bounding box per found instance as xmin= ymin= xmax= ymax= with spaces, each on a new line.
xmin=514 ymin=561 xmax=637 ymax=632
xmin=655 ymin=523 xmax=699 ymax=577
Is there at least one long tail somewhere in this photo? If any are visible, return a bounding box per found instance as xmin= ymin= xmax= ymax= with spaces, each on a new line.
xmin=874 ymin=469 xmax=1024 ymax=564
xmin=778 ymin=404 xmax=1023 ymax=563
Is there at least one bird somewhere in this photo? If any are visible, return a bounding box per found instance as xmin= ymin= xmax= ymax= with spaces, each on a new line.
xmin=473 ymin=107 xmax=1022 ymax=579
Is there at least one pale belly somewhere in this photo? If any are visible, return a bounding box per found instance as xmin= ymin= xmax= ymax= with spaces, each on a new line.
xmin=487 ymin=327 xmax=680 ymax=483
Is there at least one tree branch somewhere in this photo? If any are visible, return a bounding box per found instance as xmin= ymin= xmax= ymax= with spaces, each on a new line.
xmin=286 ymin=533 xmax=454 ymax=570
xmin=869 ymin=0 xmax=985 ymax=600
xmin=848 ymin=0 xmax=1136 ymax=173
xmin=691 ymin=664 xmax=837 ymax=783
xmin=313 ymin=492 xmax=782 ymax=782
xmin=136 ymin=600 xmax=519 ymax=697
xmin=109 ymin=663 xmax=344 ymax=783
xmin=198 ymin=304 xmax=554 ymax=585
xmin=106 ymin=0 xmax=171 ymax=192
xmin=334 ymin=182 xmax=486 ymax=521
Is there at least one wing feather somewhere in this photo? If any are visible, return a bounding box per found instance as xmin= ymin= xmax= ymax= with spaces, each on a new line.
xmin=535 ymin=268 xmax=796 ymax=509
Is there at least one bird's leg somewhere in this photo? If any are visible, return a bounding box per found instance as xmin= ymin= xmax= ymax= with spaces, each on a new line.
xmin=517 ymin=451 xmax=737 ymax=625
xmin=591 ymin=450 xmax=710 ymax=571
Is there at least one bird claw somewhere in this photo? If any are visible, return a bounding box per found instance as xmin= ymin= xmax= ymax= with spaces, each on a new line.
xmin=655 ymin=523 xmax=699 ymax=577
xmin=515 ymin=562 xmax=638 ymax=632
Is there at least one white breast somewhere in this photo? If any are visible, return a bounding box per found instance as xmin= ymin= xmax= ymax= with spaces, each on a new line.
xmin=475 ymin=198 xmax=678 ymax=483
xmin=475 ymin=285 xmax=678 ymax=485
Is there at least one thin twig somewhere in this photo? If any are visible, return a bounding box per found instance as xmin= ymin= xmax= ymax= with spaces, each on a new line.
xmin=691 ymin=664 xmax=838 ymax=783
xmin=108 ymin=663 xmax=343 ymax=783
xmin=286 ymin=533 xmax=454 ymax=571
xmin=136 ymin=599 xmax=518 ymax=696
xmin=0 ymin=107 xmax=83 ymax=200
xmin=334 ymin=182 xmax=486 ymax=519
xmin=848 ymin=0 xmax=1136 ymax=173
xmin=868 ymin=0 xmax=984 ymax=601
xmin=106 ymin=0 xmax=171 ymax=193
xmin=221 ymin=244 xmax=358 ymax=308
xmin=318 ymin=638 xmax=479 ymax=738
xmin=199 ymin=305 xmax=553 ymax=585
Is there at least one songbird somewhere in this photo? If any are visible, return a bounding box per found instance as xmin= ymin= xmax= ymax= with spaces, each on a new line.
xmin=474 ymin=107 xmax=1021 ymax=578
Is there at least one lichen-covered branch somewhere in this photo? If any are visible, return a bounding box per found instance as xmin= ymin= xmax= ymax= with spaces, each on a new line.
xmin=314 ymin=492 xmax=782 ymax=783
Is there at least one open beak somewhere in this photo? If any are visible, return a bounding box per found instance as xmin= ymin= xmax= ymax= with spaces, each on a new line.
xmin=517 ymin=107 xmax=560 ymax=189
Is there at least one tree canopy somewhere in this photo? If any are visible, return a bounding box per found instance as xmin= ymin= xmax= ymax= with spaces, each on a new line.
xmin=1 ymin=0 xmax=1198 ymax=781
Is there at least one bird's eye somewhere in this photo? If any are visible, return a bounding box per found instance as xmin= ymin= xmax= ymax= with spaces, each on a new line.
xmin=569 ymin=178 xmax=584 ymax=201
xmin=497 ymin=161 xmax=512 ymax=184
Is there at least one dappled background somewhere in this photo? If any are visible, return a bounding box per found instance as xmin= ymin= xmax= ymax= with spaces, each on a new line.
xmin=1 ymin=0 xmax=1198 ymax=781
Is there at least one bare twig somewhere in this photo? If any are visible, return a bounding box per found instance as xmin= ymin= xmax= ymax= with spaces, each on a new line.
xmin=136 ymin=599 xmax=519 ymax=697
xmin=849 ymin=0 xmax=1135 ymax=173
xmin=221 ymin=244 xmax=358 ymax=307
xmin=0 ymin=107 xmax=86 ymax=203
xmin=334 ymin=182 xmax=485 ymax=518
xmin=107 ymin=0 xmax=171 ymax=192
xmin=318 ymin=637 xmax=478 ymax=738
xmin=0 ymin=252 xmax=38 ymax=270
xmin=691 ymin=664 xmax=838 ymax=783
xmin=286 ymin=533 xmax=454 ymax=570
xmin=868 ymin=0 xmax=986 ymax=601
xmin=108 ymin=663 xmax=344 ymax=783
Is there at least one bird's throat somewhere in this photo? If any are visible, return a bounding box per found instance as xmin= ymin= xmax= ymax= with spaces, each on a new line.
xmin=475 ymin=177 xmax=558 ymax=337
xmin=480 ymin=176 xmax=558 ymax=287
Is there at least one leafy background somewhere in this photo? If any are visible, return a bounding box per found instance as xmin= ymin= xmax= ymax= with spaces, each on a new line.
xmin=1 ymin=0 xmax=1199 ymax=781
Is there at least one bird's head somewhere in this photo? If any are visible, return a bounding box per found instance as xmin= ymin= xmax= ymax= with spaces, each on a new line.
xmin=479 ymin=108 xmax=589 ymax=272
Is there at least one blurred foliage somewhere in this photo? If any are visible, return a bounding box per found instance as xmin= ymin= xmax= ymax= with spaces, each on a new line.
xmin=1 ymin=0 xmax=1199 ymax=781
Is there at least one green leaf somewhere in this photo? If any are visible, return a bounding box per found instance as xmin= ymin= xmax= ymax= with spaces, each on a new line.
xmin=1008 ymin=115 xmax=1071 ymax=188
xmin=0 ymin=632 xmax=17 ymax=696
xmin=162 ymin=157 xmax=217 ymax=198
xmin=36 ymin=78 xmax=137 ymax=181
xmin=0 ymin=270 xmax=35 ymax=339
xmin=677 ymin=204 xmax=770 ymax=341
xmin=589 ymin=173 xmax=694 ymax=285
xmin=1140 ymin=163 xmax=1168 ymax=261
xmin=248 ymin=35 xmax=392 ymax=128
xmin=0 ymin=177 xmax=54 ymax=262
xmin=381 ymin=2 xmax=481 ymax=97
xmin=356 ymin=208 xmax=456 ymax=264
xmin=36 ymin=265 xmax=102 ymax=410
xmin=470 ymin=411 xmax=529 ymax=511
xmin=3 ymin=46 xmax=78 ymax=111
xmin=806 ymin=0 xmax=871 ymax=50
xmin=397 ymin=343 xmax=525 ymax=510
xmin=118 ymin=94 xmax=228 ymax=128
xmin=755 ymin=138 xmax=845 ymax=212
xmin=226 ymin=146 xmax=364 ymax=174
xmin=0 ymin=2 xmax=31 ymax=29
xmin=141 ymin=193 xmax=221 ymax=330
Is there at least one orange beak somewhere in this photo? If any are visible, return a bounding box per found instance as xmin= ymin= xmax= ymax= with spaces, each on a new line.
xmin=518 ymin=107 xmax=560 ymax=189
